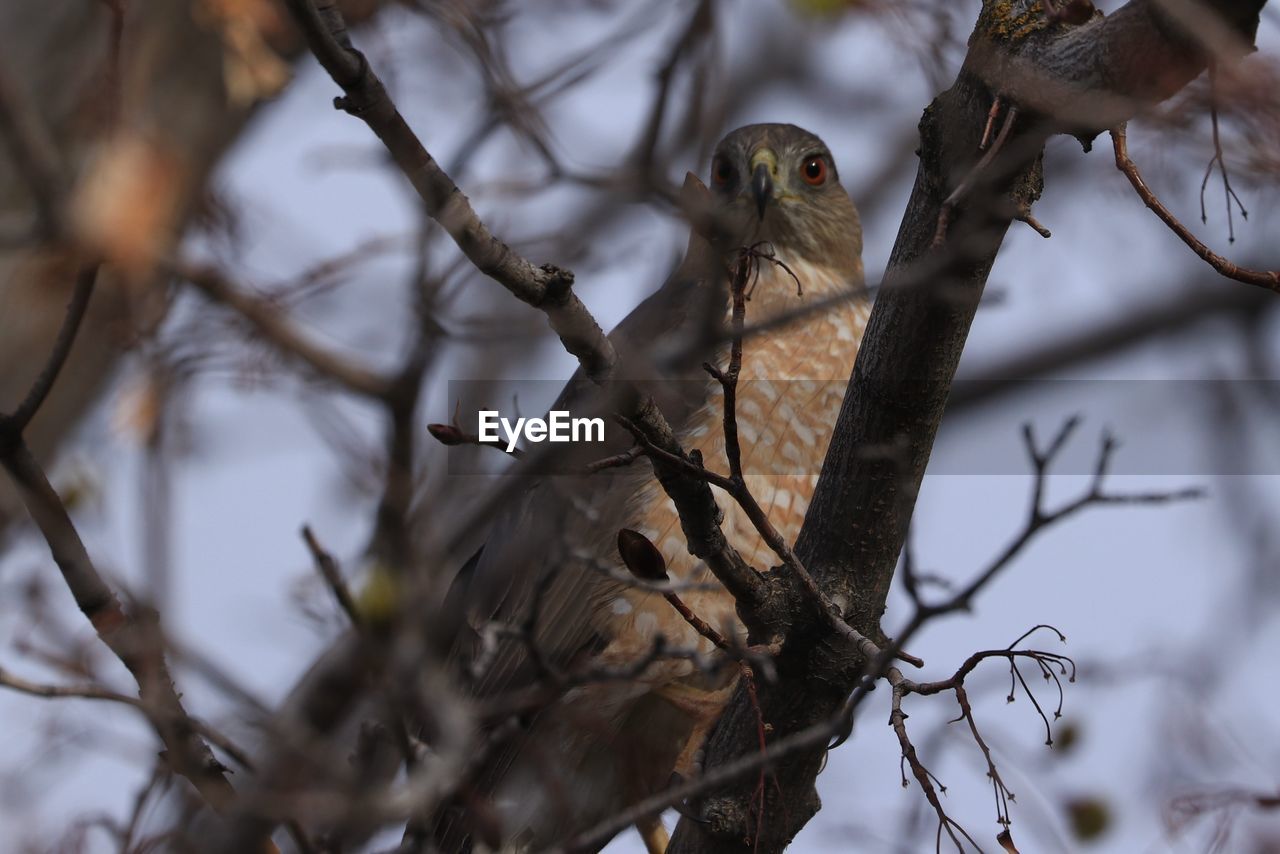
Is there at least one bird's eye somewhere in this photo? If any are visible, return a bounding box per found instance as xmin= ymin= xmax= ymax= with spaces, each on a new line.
xmin=801 ymin=156 xmax=827 ymax=186
xmin=711 ymin=155 xmax=734 ymax=187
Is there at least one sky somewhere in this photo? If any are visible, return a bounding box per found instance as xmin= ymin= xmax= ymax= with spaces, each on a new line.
xmin=2 ymin=1 xmax=1280 ymax=851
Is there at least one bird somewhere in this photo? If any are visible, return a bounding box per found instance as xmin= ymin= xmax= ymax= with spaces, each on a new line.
xmin=426 ymin=123 xmax=868 ymax=854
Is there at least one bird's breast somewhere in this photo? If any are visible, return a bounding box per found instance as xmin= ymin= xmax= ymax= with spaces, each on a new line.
xmin=602 ymin=256 xmax=870 ymax=678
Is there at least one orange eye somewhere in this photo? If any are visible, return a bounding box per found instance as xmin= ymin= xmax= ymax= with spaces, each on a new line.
xmin=801 ymin=156 xmax=827 ymax=186
xmin=711 ymin=155 xmax=734 ymax=187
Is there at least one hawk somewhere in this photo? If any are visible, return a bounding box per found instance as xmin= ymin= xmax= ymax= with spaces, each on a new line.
xmin=429 ymin=123 xmax=868 ymax=853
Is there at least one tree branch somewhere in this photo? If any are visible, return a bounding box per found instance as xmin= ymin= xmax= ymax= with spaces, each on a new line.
xmin=670 ymin=2 xmax=1269 ymax=852
xmin=0 ymin=437 xmax=241 ymax=816
xmin=0 ymin=263 xmax=98 ymax=433
xmin=1111 ymin=123 xmax=1279 ymax=292
xmin=0 ymin=259 xmax=244 ymax=829
xmin=282 ymin=0 xmax=616 ymax=382
xmin=176 ymin=261 xmax=394 ymax=399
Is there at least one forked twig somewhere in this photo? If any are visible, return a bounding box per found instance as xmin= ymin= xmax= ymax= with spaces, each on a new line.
xmin=1111 ymin=125 xmax=1278 ymax=293
xmin=1198 ymin=65 xmax=1248 ymax=244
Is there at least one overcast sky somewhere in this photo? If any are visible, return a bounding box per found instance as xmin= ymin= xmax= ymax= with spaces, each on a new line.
xmin=3 ymin=2 xmax=1280 ymax=851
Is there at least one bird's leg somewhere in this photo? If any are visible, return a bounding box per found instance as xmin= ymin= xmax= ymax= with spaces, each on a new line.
xmin=655 ymin=681 xmax=739 ymax=776
xmin=637 ymin=815 xmax=670 ymax=854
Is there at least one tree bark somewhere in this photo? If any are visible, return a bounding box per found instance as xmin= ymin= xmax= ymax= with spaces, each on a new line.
xmin=669 ymin=2 xmax=1268 ymax=852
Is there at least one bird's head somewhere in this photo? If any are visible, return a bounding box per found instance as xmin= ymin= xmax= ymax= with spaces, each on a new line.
xmin=706 ymin=123 xmax=862 ymax=276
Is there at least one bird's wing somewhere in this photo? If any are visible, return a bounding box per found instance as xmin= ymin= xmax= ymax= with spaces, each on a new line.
xmin=448 ymin=173 xmax=728 ymax=698
xmin=424 ymin=177 xmax=727 ymax=852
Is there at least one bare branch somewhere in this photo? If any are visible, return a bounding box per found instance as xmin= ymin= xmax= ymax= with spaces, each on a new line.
xmin=0 ymin=439 xmax=241 ymax=815
xmin=176 ymin=262 xmax=394 ymax=399
xmin=0 ymin=663 xmax=143 ymax=709
xmin=0 ymin=264 xmax=99 ymax=434
xmin=1112 ymin=124 xmax=1278 ymax=292
xmin=302 ymin=526 xmax=363 ymax=631
xmin=282 ymin=0 xmax=616 ymax=382
xmin=1198 ymin=65 xmax=1249 ymax=243
xmin=921 ymin=421 xmax=1203 ymax=620
xmin=890 ymin=629 xmax=1077 ymax=850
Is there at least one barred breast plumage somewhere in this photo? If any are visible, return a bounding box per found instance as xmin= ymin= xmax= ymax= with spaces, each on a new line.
xmin=430 ymin=123 xmax=866 ymax=854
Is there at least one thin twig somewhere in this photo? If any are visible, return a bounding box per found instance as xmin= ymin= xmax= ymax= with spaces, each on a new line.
xmin=1112 ymin=125 xmax=1278 ymax=293
xmin=302 ymin=526 xmax=363 ymax=630
xmin=1198 ymin=65 xmax=1248 ymax=244
xmin=890 ymin=629 xmax=1077 ymax=847
xmin=979 ymin=95 xmax=1003 ymax=151
xmin=1 ymin=264 xmax=99 ymax=434
xmin=0 ymin=664 xmax=144 ymax=708
xmin=0 ymin=439 xmax=241 ymax=814
xmin=176 ymin=262 xmax=394 ymax=399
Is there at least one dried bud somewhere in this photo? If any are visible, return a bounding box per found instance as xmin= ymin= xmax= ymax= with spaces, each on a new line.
xmin=617 ymin=529 xmax=669 ymax=581
xmin=427 ymin=423 xmax=465 ymax=446
xmin=1064 ymin=797 xmax=1111 ymax=842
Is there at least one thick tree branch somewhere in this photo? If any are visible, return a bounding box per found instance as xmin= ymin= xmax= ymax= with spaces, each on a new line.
xmin=670 ymin=2 xmax=1269 ymax=852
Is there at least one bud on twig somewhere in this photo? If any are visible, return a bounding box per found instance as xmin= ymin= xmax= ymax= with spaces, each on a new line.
xmin=427 ymin=423 xmax=465 ymax=446
xmin=617 ymin=528 xmax=669 ymax=581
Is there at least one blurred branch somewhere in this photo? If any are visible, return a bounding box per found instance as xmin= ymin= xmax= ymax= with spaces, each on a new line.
xmin=0 ymin=663 xmax=143 ymax=709
xmin=0 ymin=661 xmax=258 ymax=776
xmin=950 ymin=276 xmax=1271 ymax=410
xmin=0 ymin=259 xmax=246 ymax=826
xmin=283 ymin=0 xmax=616 ymax=382
xmin=176 ymin=262 xmax=394 ymax=399
xmin=0 ymin=57 xmax=63 ymax=236
xmin=556 ymin=695 xmax=859 ymax=854
xmin=302 ymin=525 xmax=363 ymax=631
xmin=426 ymin=421 xmax=525 ymax=458
xmin=0 ymin=439 xmax=241 ymax=816
xmin=631 ymin=0 xmax=715 ymax=181
xmin=0 ymin=264 xmax=98 ymax=433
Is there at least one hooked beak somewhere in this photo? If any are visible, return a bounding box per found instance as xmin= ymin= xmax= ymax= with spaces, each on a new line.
xmin=751 ymin=162 xmax=773 ymax=221
xmin=748 ymin=147 xmax=777 ymax=222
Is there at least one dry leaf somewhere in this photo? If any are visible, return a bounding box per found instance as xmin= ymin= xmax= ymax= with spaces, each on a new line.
xmin=196 ymin=0 xmax=292 ymax=106
xmin=71 ymin=132 xmax=185 ymax=278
